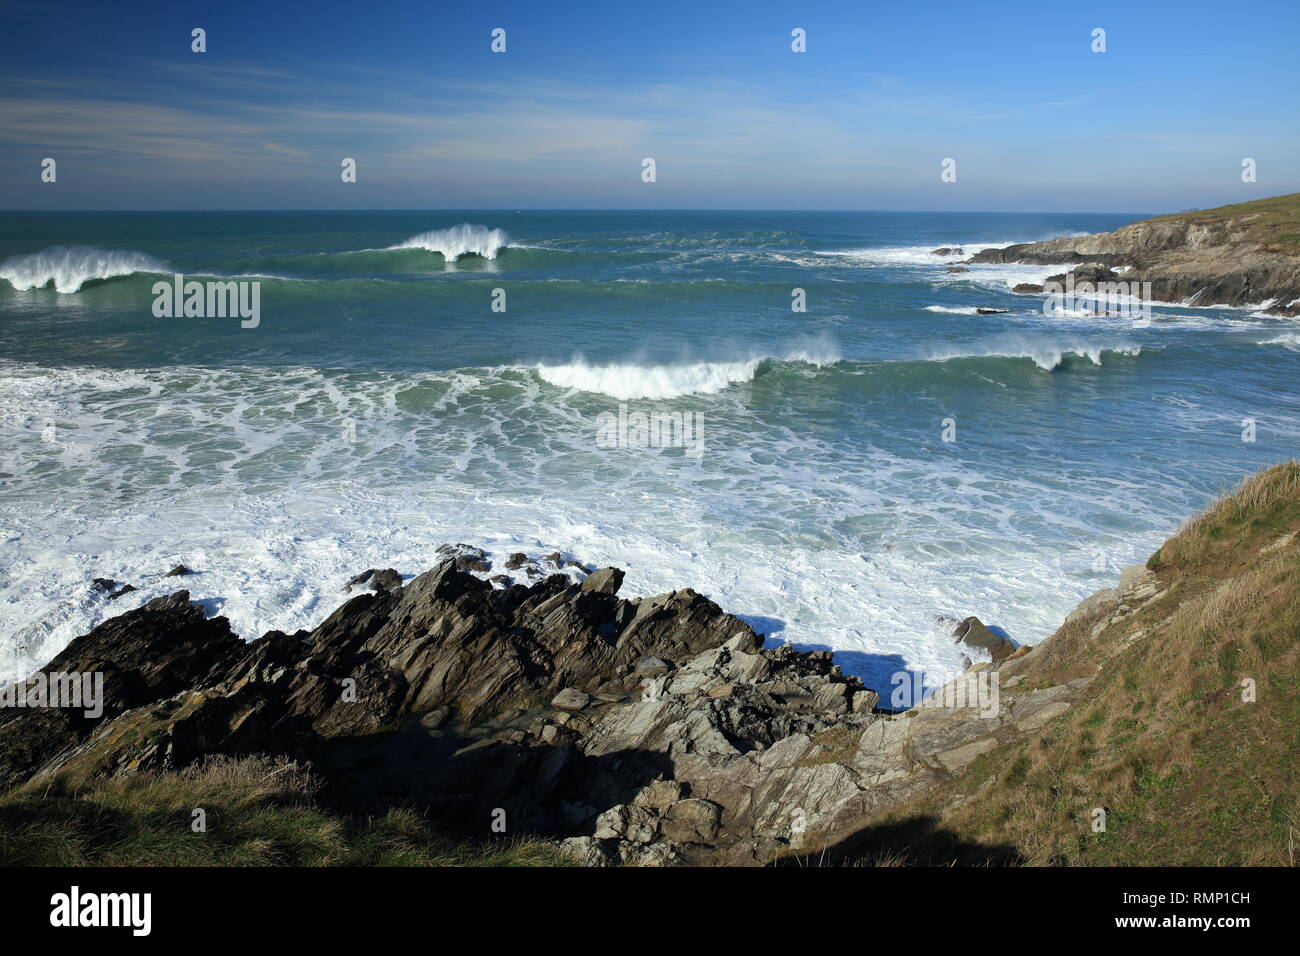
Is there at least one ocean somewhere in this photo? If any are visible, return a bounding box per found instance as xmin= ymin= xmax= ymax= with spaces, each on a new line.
xmin=2 ymin=210 xmax=1297 ymax=703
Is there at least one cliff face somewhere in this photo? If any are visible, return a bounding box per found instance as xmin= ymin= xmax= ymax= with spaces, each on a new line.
xmin=970 ymin=193 xmax=1300 ymax=314
xmin=3 ymin=464 xmax=1297 ymax=866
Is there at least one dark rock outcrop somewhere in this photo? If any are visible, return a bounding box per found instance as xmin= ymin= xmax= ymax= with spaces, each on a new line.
xmin=1 ymin=551 xmax=1096 ymax=866
xmin=952 ymin=616 xmax=1016 ymax=664
xmin=343 ymin=568 xmax=402 ymax=593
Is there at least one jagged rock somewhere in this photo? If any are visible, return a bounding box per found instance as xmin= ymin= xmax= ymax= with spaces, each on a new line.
xmin=551 ymin=688 xmax=591 ymax=711
xmin=945 ymin=266 xmax=969 ymax=273
xmin=342 ymin=568 xmax=402 ymax=593
xmin=419 ymin=706 xmax=450 ymax=730
xmin=435 ymin=543 xmax=491 ymax=573
xmin=370 ymin=569 xmax=403 ymax=591
xmin=164 ymin=564 xmax=194 ymax=577
xmin=594 ymin=803 xmax=658 ymax=842
xmin=109 ymin=584 xmax=136 ymax=600
xmin=0 ymin=591 xmax=244 ymax=788
xmin=968 ymin=200 xmax=1300 ymax=310
xmin=1118 ymin=564 xmax=1160 ymax=603
xmin=660 ymin=798 xmax=722 ymax=843
xmin=813 ymin=682 xmax=850 ymax=713
xmin=634 ymin=655 xmax=671 ymax=677
xmin=1012 ymin=282 xmax=1045 ymax=293
xmin=1047 ymin=263 xmax=1119 ymax=286
xmin=1065 ymin=586 xmax=1118 ymax=624
xmin=632 ymin=779 xmax=685 ymax=809
xmin=580 ymin=567 xmax=624 ymax=595
xmin=851 ymin=689 xmax=880 ymax=713
xmin=558 ymin=836 xmax=617 ymax=866
xmin=504 ymin=553 xmax=534 ymax=570
xmin=932 ymin=247 xmax=964 ymax=256
xmin=952 ymin=616 xmax=1016 ymax=663
xmin=91 ymin=578 xmax=116 ymax=593
xmin=1015 ymin=699 xmax=1071 ymax=732
xmin=4 ymin=550 xmax=1104 ymax=867
xmin=934 ymin=736 xmax=1000 ymax=772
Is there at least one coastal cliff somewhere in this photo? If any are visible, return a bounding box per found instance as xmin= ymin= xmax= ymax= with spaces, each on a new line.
xmin=2 ymin=464 xmax=1297 ymax=866
xmin=969 ymin=193 xmax=1300 ymax=315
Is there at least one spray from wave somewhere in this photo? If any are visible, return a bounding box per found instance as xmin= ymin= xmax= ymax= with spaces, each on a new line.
xmin=535 ymin=345 xmax=841 ymax=400
xmin=1258 ymin=332 xmax=1300 ymax=351
xmin=929 ymin=337 xmax=1143 ymax=372
xmin=0 ymin=246 xmax=168 ymax=293
xmin=385 ymin=224 xmax=513 ymax=260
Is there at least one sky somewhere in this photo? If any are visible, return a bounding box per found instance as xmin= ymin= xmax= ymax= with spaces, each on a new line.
xmin=1 ymin=0 xmax=1297 ymax=212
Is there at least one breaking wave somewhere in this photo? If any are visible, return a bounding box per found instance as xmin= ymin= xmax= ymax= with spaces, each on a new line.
xmin=929 ymin=340 xmax=1143 ymax=372
xmin=384 ymin=224 xmax=513 ymax=260
xmin=0 ymin=246 xmax=168 ymax=293
xmin=535 ymin=346 xmax=842 ymax=400
xmin=1258 ymin=332 xmax=1300 ymax=351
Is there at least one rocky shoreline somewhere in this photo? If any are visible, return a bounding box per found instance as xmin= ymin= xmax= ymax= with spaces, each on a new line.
xmin=0 ymin=536 xmax=1127 ymax=866
xmin=11 ymin=448 xmax=1297 ymax=868
xmin=961 ymin=193 xmax=1300 ymax=316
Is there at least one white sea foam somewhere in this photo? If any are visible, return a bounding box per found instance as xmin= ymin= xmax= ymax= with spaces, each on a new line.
xmin=925 ymin=305 xmax=986 ymax=315
xmin=0 ymin=246 xmax=168 ymax=293
xmin=534 ymin=345 xmax=841 ymax=400
xmin=0 ymin=356 xmax=1180 ymax=703
xmin=385 ymin=223 xmax=513 ymax=260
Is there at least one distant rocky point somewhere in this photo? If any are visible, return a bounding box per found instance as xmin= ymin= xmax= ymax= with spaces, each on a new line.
xmin=970 ymin=192 xmax=1300 ymax=315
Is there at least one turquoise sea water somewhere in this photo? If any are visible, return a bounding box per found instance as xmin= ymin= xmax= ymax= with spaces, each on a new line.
xmin=2 ymin=210 xmax=1297 ymax=701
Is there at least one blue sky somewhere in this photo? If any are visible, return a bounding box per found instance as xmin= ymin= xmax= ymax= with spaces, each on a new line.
xmin=1 ymin=0 xmax=1297 ymax=211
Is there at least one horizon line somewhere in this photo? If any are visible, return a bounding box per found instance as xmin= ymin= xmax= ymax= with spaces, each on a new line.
xmin=0 ymin=207 xmax=1163 ymax=216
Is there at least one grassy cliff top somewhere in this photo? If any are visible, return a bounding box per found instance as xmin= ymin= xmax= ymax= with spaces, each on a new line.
xmin=852 ymin=460 xmax=1300 ymax=866
xmin=1146 ymin=192 xmax=1300 ymax=248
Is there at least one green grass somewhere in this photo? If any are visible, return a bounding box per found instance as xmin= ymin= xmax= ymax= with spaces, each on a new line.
xmin=0 ymin=756 xmax=572 ymax=867
xmin=1145 ymin=192 xmax=1300 ymax=248
xmin=848 ymin=460 xmax=1300 ymax=866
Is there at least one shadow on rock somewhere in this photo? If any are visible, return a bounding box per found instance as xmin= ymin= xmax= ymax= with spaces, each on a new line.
xmin=775 ymin=814 xmax=1025 ymax=867
xmin=321 ymin=718 xmax=675 ymax=840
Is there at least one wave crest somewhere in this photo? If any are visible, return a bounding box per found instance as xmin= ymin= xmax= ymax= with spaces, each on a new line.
xmin=535 ymin=347 xmax=840 ymax=400
xmin=386 ymin=224 xmax=512 ymax=260
xmin=1259 ymin=332 xmax=1300 ymax=351
xmin=929 ymin=339 xmax=1142 ymax=372
xmin=0 ymin=246 xmax=168 ymax=293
